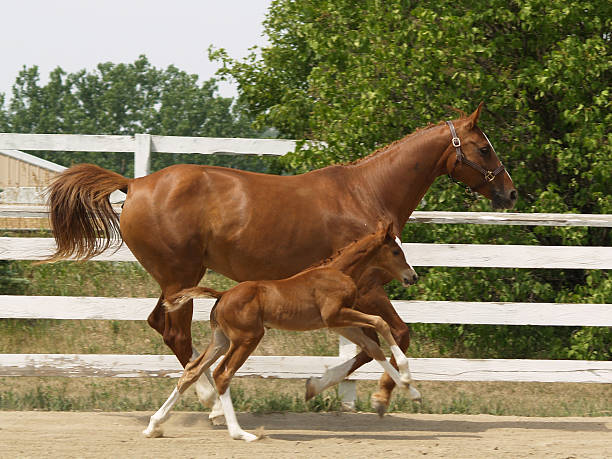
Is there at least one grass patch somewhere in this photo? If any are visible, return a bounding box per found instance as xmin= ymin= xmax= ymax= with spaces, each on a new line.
xmin=1 ymin=377 xmax=610 ymax=417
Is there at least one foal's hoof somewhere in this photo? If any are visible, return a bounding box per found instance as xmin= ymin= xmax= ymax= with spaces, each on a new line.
xmin=305 ymin=377 xmax=317 ymax=401
xmin=209 ymin=414 xmax=226 ymax=426
xmin=399 ymin=371 xmax=412 ymax=386
xmin=370 ymin=393 xmax=389 ymax=418
xmin=142 ymin=426 xmax=163 ymax=438
xmin=208 ymin=400 xmax=226 ymax=425
xmin=408 ymin=385 xmax=422 ymax=402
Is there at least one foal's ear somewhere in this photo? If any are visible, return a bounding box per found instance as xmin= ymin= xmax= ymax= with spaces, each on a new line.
xmin=384 ymin=220 xmax=394 ymax=237
xmin=466 ymin=101 xmax=484 ymax=129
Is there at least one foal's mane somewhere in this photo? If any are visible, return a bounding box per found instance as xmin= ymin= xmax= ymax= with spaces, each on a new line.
xmin=305 ymin=232 xmax=380 ymax=271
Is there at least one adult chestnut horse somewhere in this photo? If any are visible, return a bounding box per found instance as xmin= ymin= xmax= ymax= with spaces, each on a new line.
xmin=45 ymin=103 xmax=516 ymax=416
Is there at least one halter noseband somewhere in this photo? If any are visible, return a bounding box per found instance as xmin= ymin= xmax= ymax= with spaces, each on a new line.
xmin=446 ymin=120 xmax=505 ymax=193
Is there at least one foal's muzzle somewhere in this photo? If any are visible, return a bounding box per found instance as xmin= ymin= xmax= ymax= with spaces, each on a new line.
xmin=402 ymin=272 xmax=418 ymax=287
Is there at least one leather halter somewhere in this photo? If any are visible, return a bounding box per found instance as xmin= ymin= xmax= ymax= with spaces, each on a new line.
xmin=446 ymin=120 xmax=505 ymax=193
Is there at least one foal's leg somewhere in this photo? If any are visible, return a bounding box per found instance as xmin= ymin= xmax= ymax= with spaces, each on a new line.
xmin=190 ymin=350 xmax=225 ymax=423
xmin=213 ymin=329 xmax=264 ymax=442
xmin=162 ymin=294 xmax=225 ymax=421
xmin=147 ymin=281 xmax=225 ymax=420
xmin=143 ymin=328 xmax=229 ymax=438
xmin=305 ymin=292 xmax=419 ymax=413
xmin=355 ymin=289 xmax=418 ymax=415
xmin=323 ymin=309 xmax=415 ymax=386
xmin=305 ymin=327 xmax=379 ymax=401
xmin=333 ymin=327 xmax=409 ymax=389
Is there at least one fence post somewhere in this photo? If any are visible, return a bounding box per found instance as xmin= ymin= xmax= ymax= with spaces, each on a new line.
xmin=134 ymin=134 xmax=151 ymax=178
xmin=338 ymin=336 xmax=357 ymax=410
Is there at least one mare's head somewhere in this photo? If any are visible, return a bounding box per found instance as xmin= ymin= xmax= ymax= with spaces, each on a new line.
xmin=445 ymin=103 xmax=517 ymax=209
xmin=371 ymin=222 xmax=418 ymax=287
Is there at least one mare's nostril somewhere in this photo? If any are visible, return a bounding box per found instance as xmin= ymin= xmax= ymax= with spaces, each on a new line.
xmin=413 ymin=274 xmax=418 ymax=283
xmin=509 ymin=189 xmax=518 ymax=201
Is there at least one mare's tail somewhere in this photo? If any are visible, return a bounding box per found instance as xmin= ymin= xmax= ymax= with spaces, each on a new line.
xmin=164 ymin=287 xmax=226 ymax=313
xmin=44 ymin=163 xmax=131 ymax=263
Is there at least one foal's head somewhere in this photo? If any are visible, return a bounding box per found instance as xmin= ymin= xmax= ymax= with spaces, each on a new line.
xmin=445 ymin=102 xmax=517 ymax=209
xmin=370 ymin=222 xmax=418 ymax=287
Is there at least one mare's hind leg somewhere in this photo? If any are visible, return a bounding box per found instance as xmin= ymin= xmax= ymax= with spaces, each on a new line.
xmin=122 ymin=193 xmax=224 ymax=418
xmin=143 ymin=328 xmax=230 ymax=438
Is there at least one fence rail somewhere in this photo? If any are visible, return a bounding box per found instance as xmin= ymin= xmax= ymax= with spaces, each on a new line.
xmin=3 ymin=205 xmax=612 ymax=227
xmin=1 ymin=132 xmax=611 ymax=406
xmin=2 ymin=237 xmax=611 ymax=269
xmin=2 ymin=354 xmax=611 ymax=384
xmin=2 ymin=295 xmax=611 ymax=327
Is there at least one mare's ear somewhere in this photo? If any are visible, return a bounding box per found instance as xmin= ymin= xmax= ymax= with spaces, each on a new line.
xmin=466 ymin=101 xmax=484 ymax=129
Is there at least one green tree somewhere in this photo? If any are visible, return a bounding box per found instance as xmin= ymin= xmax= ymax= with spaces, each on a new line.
xmin=213 ymin=0 xmax=612 ymax=359
xmin=1 ymin=55 xmax=282 ymax=175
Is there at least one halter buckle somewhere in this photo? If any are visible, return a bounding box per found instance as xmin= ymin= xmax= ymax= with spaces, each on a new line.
xmin=485 ymin=170 xmax=495 ymax=182
xmin=452 ymin=137 xmax=461 ymax=148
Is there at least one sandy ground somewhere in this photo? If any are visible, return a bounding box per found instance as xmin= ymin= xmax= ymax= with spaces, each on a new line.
xmin=0 ymin=411 xmax=610 ymax=458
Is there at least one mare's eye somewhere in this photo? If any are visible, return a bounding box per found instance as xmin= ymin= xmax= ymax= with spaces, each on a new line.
xmin=479 ymin=146 xmax=490 ymax=157
xmin=392 ymin=249 xmax=401 ymax=256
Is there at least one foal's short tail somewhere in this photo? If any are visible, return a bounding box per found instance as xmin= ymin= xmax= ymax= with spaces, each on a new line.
xmin=164 ymin=287 xmax=226 ymax=313
xmin=44 ymin=164 xmax=131 ymax=263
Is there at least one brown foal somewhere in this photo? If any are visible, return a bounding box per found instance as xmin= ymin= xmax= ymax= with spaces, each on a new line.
xmin=143 ymin=222 xmax=418 ymax=441
xmin=45 ymin=103 xmax=516 ymax=417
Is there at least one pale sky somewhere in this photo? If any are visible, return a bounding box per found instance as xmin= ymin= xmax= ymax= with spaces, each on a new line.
xmin=1 ymin=0 xmax=271 ymax=102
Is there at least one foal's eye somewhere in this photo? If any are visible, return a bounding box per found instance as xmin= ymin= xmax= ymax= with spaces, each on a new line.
xmin=392 ymin=249 xmax=401 ymax=256
xmin=479 ymin=146 xmax=490 ymax=157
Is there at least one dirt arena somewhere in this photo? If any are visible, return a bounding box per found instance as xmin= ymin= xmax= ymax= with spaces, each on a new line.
xmin=0 ymin=411 xmax=610 ymax=458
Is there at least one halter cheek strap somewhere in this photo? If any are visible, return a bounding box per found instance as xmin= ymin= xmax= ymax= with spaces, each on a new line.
xmin=446 ymin=121 xmax=505 ymax=193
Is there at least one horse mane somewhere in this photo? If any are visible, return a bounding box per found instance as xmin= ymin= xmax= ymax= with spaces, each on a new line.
xmin=305 ymin=229 xmax=384 ymax=271
xmin=305 ymin=238 xmax=362 ymax=270
xmin=348 ymin=113 xmax=466 ymax=166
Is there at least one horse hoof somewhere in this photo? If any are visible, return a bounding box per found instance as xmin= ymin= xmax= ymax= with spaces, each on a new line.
xmin=408 ymin=385 xmax=422 ymax=402
xmin=210 ymin=414 xmax=226 ymax=426
xmin=142 ymin=426 xmax=163 ymax=438
xmin=370 ymin=393 xmax=389 ymax=418
xmin=399 ymin=375 xmax=412 ymax=388
xmin=305 ymin=378 xmax=317 ymax=401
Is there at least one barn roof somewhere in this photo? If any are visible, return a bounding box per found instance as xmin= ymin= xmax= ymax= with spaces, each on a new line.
xmin=0 ymin=149 xmax=66 ymax=173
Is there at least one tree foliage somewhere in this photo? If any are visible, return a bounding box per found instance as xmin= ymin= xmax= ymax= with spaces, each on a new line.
xmin=213 ymin=0 xmax=611 ymax=359
xmin=0 ymin=55 xmax=280 ymax=175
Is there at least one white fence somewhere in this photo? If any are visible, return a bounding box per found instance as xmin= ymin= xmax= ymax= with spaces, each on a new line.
xmin=0 ymin=132 xmax=299 ymax=178
xmin=0 ymin=133 xmax=611 ymax=406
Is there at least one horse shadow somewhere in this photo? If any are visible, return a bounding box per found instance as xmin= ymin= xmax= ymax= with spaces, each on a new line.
xmin=115 ymin=411 xmax=611 ymax=443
